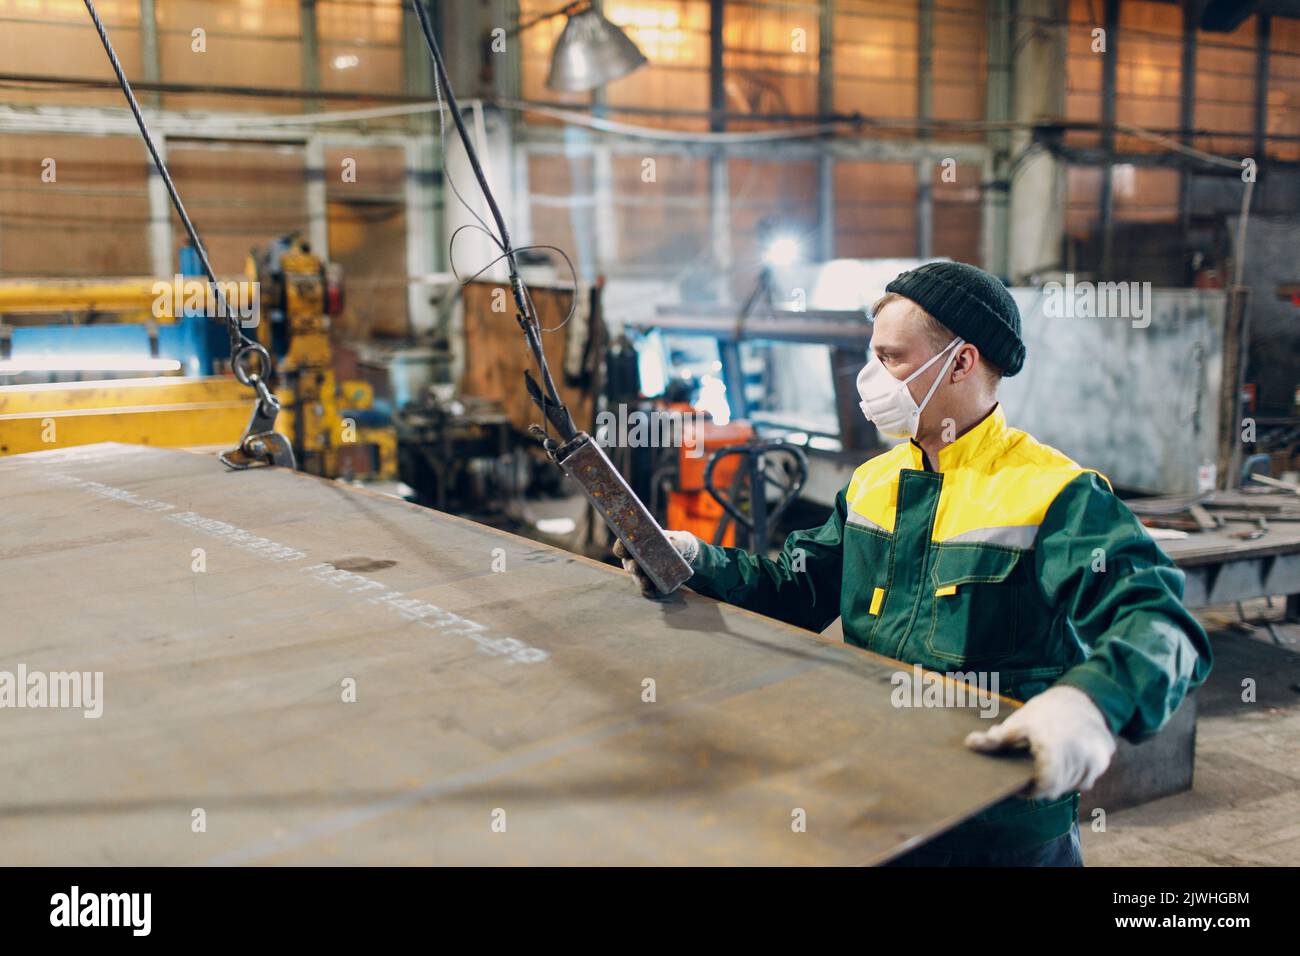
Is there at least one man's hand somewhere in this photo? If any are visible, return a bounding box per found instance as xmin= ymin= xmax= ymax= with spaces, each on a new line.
xmin=612 ymin=530 xmax=699 ymax=598
xmin=965 ymin=684 xmax=1116 ymax=800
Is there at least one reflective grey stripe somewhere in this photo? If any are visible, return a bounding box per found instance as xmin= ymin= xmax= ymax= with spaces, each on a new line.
xmin=944 ymin=524 xmax=1040 ymax=549
xmin=846 ymin=509 xmax=889 ymax=534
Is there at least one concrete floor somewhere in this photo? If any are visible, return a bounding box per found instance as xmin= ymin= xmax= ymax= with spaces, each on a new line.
xmin=1082 ymin=599 xmax=1300 ymax=866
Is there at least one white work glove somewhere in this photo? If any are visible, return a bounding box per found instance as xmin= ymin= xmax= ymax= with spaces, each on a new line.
xmin=965 ymin=684 xmax=1116 ymax=800
xmin=612 ymin=530 xmax=699 ymax=598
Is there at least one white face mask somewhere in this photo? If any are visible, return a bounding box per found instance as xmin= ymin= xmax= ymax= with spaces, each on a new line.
xmin=857 ymin=337 xmax=964 ymax=439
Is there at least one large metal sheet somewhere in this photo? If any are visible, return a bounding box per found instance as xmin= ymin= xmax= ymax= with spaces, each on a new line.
xmin=0 ymin=444 xmax=1031 ymax=865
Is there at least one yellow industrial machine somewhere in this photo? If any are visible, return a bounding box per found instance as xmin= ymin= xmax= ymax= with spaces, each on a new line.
xmin=0 ymin=235 xmax=395 ymax=479
xmin=245 ymin=235 xmax=397 ymax=479
xmin=0 ymin=376 xmax=251 ymax=456
xmin=0 ymin=276 xmax=250 ymax=455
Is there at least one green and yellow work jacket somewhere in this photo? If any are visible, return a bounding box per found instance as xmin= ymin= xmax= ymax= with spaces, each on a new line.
xmin=684 ymin=405 xmax=1213 ymax=853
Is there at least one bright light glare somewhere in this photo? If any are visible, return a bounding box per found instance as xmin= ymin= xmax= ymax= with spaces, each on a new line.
xmin=694 ymin=374 xmax=730 ymax=426
xmin=536 ymin=518 xmax=577 ymax=535
xmin=763 ymin=236 xmax=800 ymax=268
xmin=635 ymin=333 xmax=668 ymax=398
xmin=0 ymin=355 xmax=183 ymax=375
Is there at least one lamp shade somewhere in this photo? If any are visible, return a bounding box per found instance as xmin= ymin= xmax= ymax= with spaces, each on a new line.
xmin=546 ymin=8 xmax=648 ymax=93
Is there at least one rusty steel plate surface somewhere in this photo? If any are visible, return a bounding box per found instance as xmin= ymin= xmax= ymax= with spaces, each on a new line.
xmin=0 ymin=444 xmax=1031 ymax=865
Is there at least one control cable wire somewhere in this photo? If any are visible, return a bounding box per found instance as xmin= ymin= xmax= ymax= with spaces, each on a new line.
xmin=409 ymin=0 xmax=577 ymax=443
xmin=81 ymin=0 xmax=276 ymax=406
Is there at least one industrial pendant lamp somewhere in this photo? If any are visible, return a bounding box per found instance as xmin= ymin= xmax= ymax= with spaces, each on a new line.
xmin=528 ymin=3 xmax=648 ymax=93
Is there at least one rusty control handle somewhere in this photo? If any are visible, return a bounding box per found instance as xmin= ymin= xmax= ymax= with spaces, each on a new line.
xmin=704 ymin=441 xmax=809 ymax=542
xmin=555 ymin=432 xmax=693 ymax=595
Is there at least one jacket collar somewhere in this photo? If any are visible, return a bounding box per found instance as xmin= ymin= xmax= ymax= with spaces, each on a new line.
xmin=907 ymin=403 xmax=1007 ymax=473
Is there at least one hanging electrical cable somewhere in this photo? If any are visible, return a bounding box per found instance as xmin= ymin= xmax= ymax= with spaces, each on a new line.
xmin=407 ymin=0 xmax=691 ymax=595
xmin=408 ymin=0 xmax=577 ymax=443
xmin=80 ymin=0 xmax=295 ymax=470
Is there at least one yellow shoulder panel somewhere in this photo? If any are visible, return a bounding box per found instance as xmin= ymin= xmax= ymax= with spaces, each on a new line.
xmin=845 ymin=442 xmax=914 ymax=534
xmin=843 ymin=428 xmax=1111 ymax=542
xmin=932 ymin=430 xmax=1106 ymax=544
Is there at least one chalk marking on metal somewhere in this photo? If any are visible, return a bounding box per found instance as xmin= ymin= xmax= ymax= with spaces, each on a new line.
xmin=303 ymin=562 xmax=548 ymax=663
xmin=23 ymin=466 xmax=545 ymax=663
xmin=167 ymin=510 xmax=307 ymax=562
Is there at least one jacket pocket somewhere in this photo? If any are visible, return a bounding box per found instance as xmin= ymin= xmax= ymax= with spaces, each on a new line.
xmin=924 ymin=545 xmax=1022 ymax=665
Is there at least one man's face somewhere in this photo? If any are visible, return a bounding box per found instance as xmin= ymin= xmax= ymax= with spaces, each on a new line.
xmin=869 ymin=297 xmax=952 ymax=410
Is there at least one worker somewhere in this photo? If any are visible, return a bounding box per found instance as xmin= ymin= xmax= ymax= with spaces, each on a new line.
xmin=616 ymin=260 xmax=1213 ymax=866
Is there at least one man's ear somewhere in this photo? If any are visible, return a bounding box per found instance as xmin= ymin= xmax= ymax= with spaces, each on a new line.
xmin=951 ymin=343 xmax=981 ymax=381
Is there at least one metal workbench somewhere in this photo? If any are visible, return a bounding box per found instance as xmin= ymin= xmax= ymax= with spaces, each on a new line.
xmin=1148 ymin=491 xmax=1300 ymax=613
xmin=0 ymin=443 xmax=1031 ymax=865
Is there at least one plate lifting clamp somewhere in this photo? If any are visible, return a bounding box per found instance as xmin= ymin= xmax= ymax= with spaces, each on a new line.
xmin=219 ymin=341 xmax=296 ymax=470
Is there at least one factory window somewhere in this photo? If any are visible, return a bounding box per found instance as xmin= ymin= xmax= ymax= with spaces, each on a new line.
xmin=1064 ymin=3 xmax=1292 ymax=161
xmin=318 ymin=0 xmax=405 ymax=99
xmin=158 ymin=0 xmax=302 ymax=113
xmin=1063 ymin=162 xmax=1177 ymax=275
xmin=833 ymin=161 xmax=917 ymax=258
xmin=325 ymin=145 xmax=406 ymax=203
xmin=610 ymin=154 xmax=713 ymax=269
xmin=931 ymin=0 xmax=988 ymax=135
xmin=833 ymin=0 xmax=919 ymax=129
xmin=1065 ymin=163 xmax=1102 ymax=245
xmin=729 ymin=158 xmax=818 ymax=296
xmin=0 ymin=0 xmax=142 ymax=109
xmin=722 ymin=0 xmax=820 ymax=129
xmin=1111 ymin=164 xmax=1178 ymax=222
xmin=328 ymin=200 xmax=408 ymax=340
xmin=325 ymin=146 xmax=409 ymax=340
xmin=1065 ymin=0 xmax=1103 ymax=149
xmin=521 ymin=148 xmax=714 ymax=280
xmin=166 ymin=141 xmax=308 ymax=275
xmin=1114 ymin=0 xmax=1182 ymax=153
xmin=526 ymin=152 xmax=599 ymax=277
xmin=1194 ymin=15 xmax=1258 ymax=157
xmin=1268 ymin=16 xmax=1300 ymax=161
xmin=0 ymin=133 xmax=151 ymax=277
xmin=605 ymin=0 xmax=712 ymax=130
xmin=931 ymin=162 xmax=981 ymax=264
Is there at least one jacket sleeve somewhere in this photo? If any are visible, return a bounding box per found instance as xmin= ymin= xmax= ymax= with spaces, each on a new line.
xmin=683 ymin=487 xmax=847 ymax=633
xmin=1035 ymin=471 xmax=1213 ymax=743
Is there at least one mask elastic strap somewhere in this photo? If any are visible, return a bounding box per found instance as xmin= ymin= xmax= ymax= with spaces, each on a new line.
xmin=914 ymin=337 xmax=964 ymax=415
xmin=903 ymin=336 xmax=962 ymax=385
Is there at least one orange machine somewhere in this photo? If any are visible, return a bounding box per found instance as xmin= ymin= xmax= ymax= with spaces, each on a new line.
xmin=664 ymin=405 xmax=753 ymax=547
